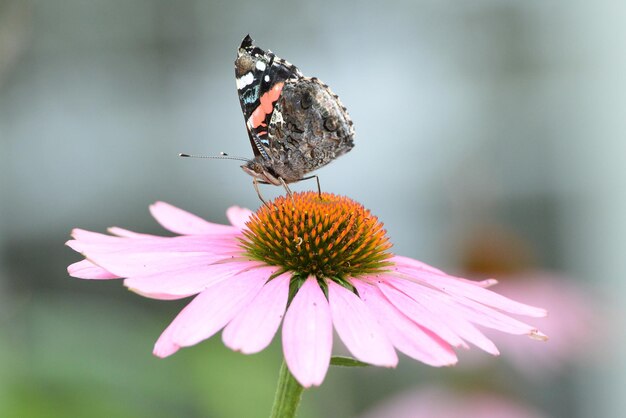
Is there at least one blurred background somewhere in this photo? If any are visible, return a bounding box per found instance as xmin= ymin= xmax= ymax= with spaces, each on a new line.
xmin=1 ymin=0 xmax=624 ymax=417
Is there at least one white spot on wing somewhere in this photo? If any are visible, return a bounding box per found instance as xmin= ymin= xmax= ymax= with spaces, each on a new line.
xmin=264 ymin=75 xmax=270 ymax=82
xmin=272 ymin=110 xmax=284 ymax=125
xmin=236 ymin=72 xmax=254 ymax=90
xmin=256 ymin=61 xmax=267 ymax=71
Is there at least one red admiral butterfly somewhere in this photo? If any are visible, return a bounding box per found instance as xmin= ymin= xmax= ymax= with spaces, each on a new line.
xmin=182 ymin=35 xmax=354 ymax=203
xmin=235 ymin=35 xmax=354 ymax=201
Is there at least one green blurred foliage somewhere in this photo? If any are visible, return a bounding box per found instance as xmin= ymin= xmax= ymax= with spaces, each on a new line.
xmin=0 ymin=294 xmax=309 ymax=418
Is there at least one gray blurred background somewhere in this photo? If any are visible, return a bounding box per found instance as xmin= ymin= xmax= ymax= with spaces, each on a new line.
xmin=1 ymin=1 xmax=624 ymax=417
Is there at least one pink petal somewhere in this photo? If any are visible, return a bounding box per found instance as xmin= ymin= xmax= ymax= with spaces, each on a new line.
xmin=327 ymin=281 xmax=398 ymax=367
xmin=473 ymin=278 xmax=499 ymax=288
xmin=282 ymin=277 xmax=333 ymax=387
xmin=152 ymin=322 xmax=179 ymax=357
xmin=70 ymin=228 xmax=122 ymax=243
xmin=107 ymin=227 xmax=154 ymax=238
xmin=222 ymin=273 xmax=291 ymax=354
xmin=84 ymin=252 xmax=233 ymax=278
xmin=70 ymin=232 xmax=244 ymax=278
xmin=153 ymin=266 xmax=276 ymax=357
xmin=226 ymin=206 xmax=253 ymax=230
xmin=379 ymin=279 xmax=499 ymax=355
xmin=373 ymin=279 xmax=468 ymax=349
xmin=393 ymin=255 xmax=498 ymax=288
xmin=66 ymin=229 xmax=122 ymax=252
xmin=451 ymin=296 xmax=542 ymax=336
xmin=68 ymin=259 xmax=120 ymax=280
xmin=150 ymin=201 xmax=238 ymax=235
xmin=353 ymin=281 xmax=457 ymax=367
xmin=125 ymin=260 xmax=265 ymax=299
xmin=393 ymin=264 xmax=546 ymax=317
xmin=391 ymin=255 xmax=446 ymax=275
xmin=72 ymin=234 xmax=240 ymax=254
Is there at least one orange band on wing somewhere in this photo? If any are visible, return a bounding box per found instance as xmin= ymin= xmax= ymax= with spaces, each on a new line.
xmin=249 ymin=82 xmax=284 ymax=129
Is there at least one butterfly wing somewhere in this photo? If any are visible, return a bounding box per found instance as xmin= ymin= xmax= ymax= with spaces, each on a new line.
xmin=235 ymin=35 xmax=301 ymax=160
xmin=263 ymin=77 xmax=355 ymax=182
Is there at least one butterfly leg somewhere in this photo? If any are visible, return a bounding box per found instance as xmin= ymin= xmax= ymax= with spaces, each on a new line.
xmin=298 ymin=175 xmax=322 ymax=198
xmin=279 ymin=177 xmax=295 ymax=203
xmin=252 ymin=177 xmax=297 ymax=204
xmin=253 ymin=178 xmax=268 ymax=205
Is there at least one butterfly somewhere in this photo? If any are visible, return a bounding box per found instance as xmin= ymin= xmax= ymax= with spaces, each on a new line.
xmin=234 ymin=35 xmax=355 ymax=201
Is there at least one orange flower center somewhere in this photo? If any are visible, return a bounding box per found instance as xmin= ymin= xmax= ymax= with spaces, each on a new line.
xmin=240 ymin=192 xmax=393 ymax=280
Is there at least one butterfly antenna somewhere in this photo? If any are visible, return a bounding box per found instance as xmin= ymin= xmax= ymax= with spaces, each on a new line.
xmin=179 ymin=152 xmax=251 ymax=163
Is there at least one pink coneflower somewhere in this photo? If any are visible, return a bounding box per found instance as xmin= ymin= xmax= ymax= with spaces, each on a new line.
xmin=359 ymin=387 xmax=547 ymax=418
xmin=479 ymin=272 xmax=597 ymax=377
xmin=456 ymin=224 xmax=598 ymax=377
xmin=67 ymin=192 xmax=546 ymax=388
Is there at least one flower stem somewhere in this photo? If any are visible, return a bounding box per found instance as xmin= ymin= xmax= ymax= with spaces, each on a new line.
xmin=269 ymin=359 xmax=304 ymax=418
xmin=330 ymin=355 xmax=370 ymax=368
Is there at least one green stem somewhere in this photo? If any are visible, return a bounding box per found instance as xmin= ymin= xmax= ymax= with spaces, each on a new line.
xmin=269 ymin=360 xmax=304 ymax=418
xmin=330 ymin=355 xmax=370 ymax=368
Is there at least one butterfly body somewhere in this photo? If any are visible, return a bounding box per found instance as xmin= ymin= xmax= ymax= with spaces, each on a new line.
xmin=235 ymin=35 xmax=354 ymax=186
